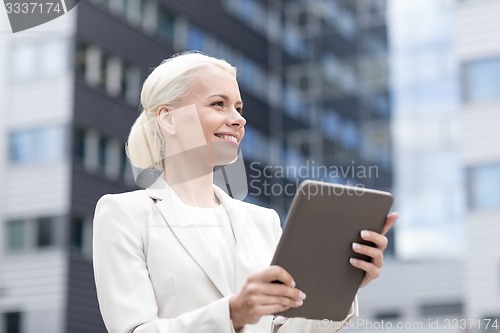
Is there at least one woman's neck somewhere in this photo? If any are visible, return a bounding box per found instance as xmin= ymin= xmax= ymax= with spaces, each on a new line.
xmin=163 ymin=165 xmax=219 ymax=208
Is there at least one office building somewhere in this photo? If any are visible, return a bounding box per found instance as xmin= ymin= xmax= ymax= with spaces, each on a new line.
xmin=350 ymin=1 xmax=499 ymax=332
xmin=352 ymin=260 xmax=463 ymax=333
xmin=455 ymin=0 xmax=500 ymax=323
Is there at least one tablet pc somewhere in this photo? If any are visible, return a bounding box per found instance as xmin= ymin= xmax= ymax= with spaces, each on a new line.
xmin=271 ymin=180 xmax=393 ymax=321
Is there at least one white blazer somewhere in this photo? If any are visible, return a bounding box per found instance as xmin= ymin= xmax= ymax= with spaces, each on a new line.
xmin=93 ymin=179 xmax=358 ymax=333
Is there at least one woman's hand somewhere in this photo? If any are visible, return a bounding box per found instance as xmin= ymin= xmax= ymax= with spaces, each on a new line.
xmin=350 ymin=212 xmax=398 ymax=288
xmin=229 ymin=265 xmax=306 ymax=330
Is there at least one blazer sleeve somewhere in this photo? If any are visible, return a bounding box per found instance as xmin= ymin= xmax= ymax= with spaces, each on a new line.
xmin=93 ymin=194 xmax=236 ymax=333
xmin=268 ymin=210 xmax=359 ymax=333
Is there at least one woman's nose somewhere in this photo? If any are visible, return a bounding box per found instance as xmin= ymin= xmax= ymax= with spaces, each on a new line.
xmin=228 ymin=109 xmax=246 ymax=128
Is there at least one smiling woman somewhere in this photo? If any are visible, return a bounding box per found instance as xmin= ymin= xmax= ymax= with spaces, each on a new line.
xmin=92 ymin=51 xmax=396 ymax=333
xmin=125 ymin=52 xmax=240 ymax=171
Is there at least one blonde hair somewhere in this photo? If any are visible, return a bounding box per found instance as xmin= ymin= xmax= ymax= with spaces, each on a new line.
xmin=126 ymin=51 xmax=237 ymax=170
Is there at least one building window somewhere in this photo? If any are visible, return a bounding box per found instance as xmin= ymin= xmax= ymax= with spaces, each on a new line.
xmin=75 ymin=41 xmax=88 ymax=77
xmin=464 ymin=57 xmax=500 ymax=103
xmin=76 ymin=41 xmax=143 ymax=105
xmin=5 ymin=217 xmax=56 ymax=253
xmin=283 ymin=84 xmax=303 ymax=119
xmin=71 ymin=217 xmax=93 ymax=257
xmin=105 ymin=56 xmax=123 ymax=97
xmin=374 ymin=311 xmax=400 ymax=322
xmin=37 ymin=217 xmax=55 ymax=248
xmin=8 ymin=126 xmax=65 ymax=164
xmin=187 ymin=25 xmax=206 ymax=51
xmin=420 ymin=301 xmax=463 ymax=317
xmin=37 ymin=126 xmax=65 ymax=161
xmin=157 ymin=7 xmax=175 ymax=41
xmin=122 ymin=65 xmax=141 ymax=105
xmin=98 ymin=136 xmax=108 ymax=170
xmin=6 ymin=220 xmax=26 ymax=252
xmin=8 ymin=130 xmax=31 ymax=163
xmin=39 ymin=39 xmax=68 ymax=78
xmin=108 ymin=0 xmax=125 ymax=15
xmin=73 ymin=127 xmax=134 ymax=183
xmin=240 ymin=126 xmax=269 ymax=163
xmin=120 ymin=146 xmax=129 ymax=179
xmin=341 ymin=120 xmax=360 ymax=150
xmin=11 ymin=42 xmax=36 ymax=82
xmin=84 ymin=45 xmax=102 ymax=86
xmin=10 ymin=39 xmax=68 ymax=83
xmin=73 ymin=128 xmax=86 ymax=161
xmin=468 ymin=164 xmax=500 ymax=210
xmin=2 ymin=311 xmax=22 ymax=333
xmin=323 ymin=110 xmax=342 ymax=141
xmin=92 ymin=0 xmax=177 ymax=47
xmin=141 ymin=0 xmax=156 ymax=33
xmin=124 ymin=0 xmax=143 ymax=26
xmin=222 ymin=0 xmax=271 ymax=39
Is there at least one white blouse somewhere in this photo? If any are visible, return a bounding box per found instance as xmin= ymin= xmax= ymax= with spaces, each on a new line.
xmin=182 ymin=202 xmax=237 ymax=292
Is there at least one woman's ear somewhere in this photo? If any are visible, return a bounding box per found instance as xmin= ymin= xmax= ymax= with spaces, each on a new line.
xmin=157 ymin=105 xmax=176 ymax=134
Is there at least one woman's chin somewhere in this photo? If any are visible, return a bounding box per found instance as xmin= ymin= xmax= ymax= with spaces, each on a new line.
xmin=210 ymin=142 xmax=239 ymax=166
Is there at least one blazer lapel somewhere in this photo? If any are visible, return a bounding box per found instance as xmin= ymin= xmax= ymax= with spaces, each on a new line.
xmin=146 ymin=180 xmax=232 ymax=297
xmin=213 ymin=186 xmax=260 ymax=292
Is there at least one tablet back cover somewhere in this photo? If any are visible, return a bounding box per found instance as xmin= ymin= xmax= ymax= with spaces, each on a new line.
xmin=271 ymin=180 xmax=393 ymax=321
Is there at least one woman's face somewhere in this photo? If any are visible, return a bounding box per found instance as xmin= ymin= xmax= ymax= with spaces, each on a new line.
xmin=174 ymin=66 xmax=246 ymax=166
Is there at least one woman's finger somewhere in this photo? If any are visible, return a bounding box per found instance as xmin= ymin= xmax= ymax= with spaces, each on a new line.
xmin=352 ymin=242 xmax=384 ymax=267
xmin=261 ymin=283 xmax=306 ymax=302
xmin=381 ymin=212 xmax=398 ymax=236
xmin=255 ymin=265 xmax=296 ymax=287
xmin=350 ymin=258 xmax=381 ymax=283
xmin=250 ymin=294 xmax=304 ymax=308
xmin=360 ymin=230 xmax=388 ymax=251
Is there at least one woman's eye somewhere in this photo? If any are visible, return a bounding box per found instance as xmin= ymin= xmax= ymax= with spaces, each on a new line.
xmin=236 ymin=108 xmax=244 ymax=115
xmin=212 ymin=101 xmax=224 ymax=107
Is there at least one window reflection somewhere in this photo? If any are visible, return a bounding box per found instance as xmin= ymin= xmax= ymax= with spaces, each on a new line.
xmin=5 ymin=217 xmax=56 ymax=252
xmin=9 ymin=126 xmax=65 ymax=164
xmin=6 ymin=220 xmax=26 ymax=252
xmin=469 ymin=164 xmax=500 ymax=209
xmin=464 ymin=57 xmax=500 ymax=103
xmin=11 ymin=39 xmax=68 ymax=82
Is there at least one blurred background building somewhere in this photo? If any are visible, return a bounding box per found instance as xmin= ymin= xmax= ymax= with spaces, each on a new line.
xmin=1 ymin=0 xmax=498 ymax=332
xmin=0 ymin=0 xmax=391 ymax=332
xmin=455 ymin=0 xmax=500 ymax=324
xmin=354 ymin=0 xmax=466 ymax=330
xmin=353 ymin=0 xmax=500 ymax=332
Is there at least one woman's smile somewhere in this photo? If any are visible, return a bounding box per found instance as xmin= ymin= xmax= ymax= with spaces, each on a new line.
xmin=214 ymin=132 xmax=239 ymax=144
